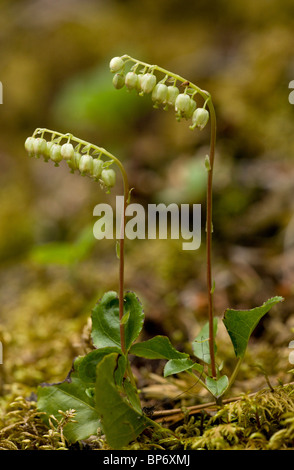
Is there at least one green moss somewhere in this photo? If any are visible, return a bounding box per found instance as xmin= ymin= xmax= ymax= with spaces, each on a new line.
xmin=1 ymin=383 xmax=293 ymax=450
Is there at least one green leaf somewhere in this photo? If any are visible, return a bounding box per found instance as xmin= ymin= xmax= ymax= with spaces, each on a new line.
xmin=114 ymin=354 xmax=127 ymax=386
xmin=75 ymin=347 xmax=121 ymax=385
xmin=129 ymin=335 xmax=189 ymax=360
xmin=91 ymin=291 xmax=144 ymax=351
xmin=91 ymin=291 xmax=121 ymax=348
xmin=123 ymin=292 xmax=145 ymax=349
xmin=192 ymin=318 xmax=218 ymax=364
xmin=123 ymin=378 xmax=142 ymax=414
xmin=223 ymin=296 xmax=284 ymax=358
xmin=164 ymin=358 xmax=203 ymax=377
xmin=95 ymin=353 xmax=151 ymax=449
xmin=121 ymin=310 xmax=130 ymax=325
xmin=37 ymin=375 xmax=100 ymax=443
xmin=205 ymin=375 xmax=229 ymax=399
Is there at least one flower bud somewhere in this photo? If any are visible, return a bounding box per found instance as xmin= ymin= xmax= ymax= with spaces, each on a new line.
xmin=140 ymin=73 xmax=156 ymax=94
xmin=125 ymin=72 xmax=138 ymax=91
xmin=175 ymin=93 xmax=191 ymax=114
xmin=112 ymin=73 xmax=125 ymax=90
xmin=101 ymin=168 xmax=116 ymax=188
xmin=50 ymin=144 xmax=63 ymax=165
xmin=166 ymin=86 xmax=179 ymax=106
xmin=190 ymin=108 xmax=209 ymax=130
xmin=24 ymin=137 xmax=35 ymax=155
xmin=61 ymin=143 xmax=75 ymax=160
xmin=44 ymin=141 xmax=54 ymax=161
xmin=67 ymin=151 xmax=81 ymax=173
xmin=152 ymin=83 xmax=168 ymax=107
xmin=92 ymin=159 xmax=104 ymax=179
xmin=79 ymin=154 xmax=93 ymax=175
xmin=74 ymin=152 xmax=81 ymax=168
xmin=33 ymin=138 xmax=47 ymax=158
xmin=109 ymin=57 xmax=124 ymax=73
xmin=136 ymin=74 xmax=144 ymax=93
xmin=185 ymin=98 xmax=197 ymax=119
xmin=46 ymin=140 xmax=54 ymax=153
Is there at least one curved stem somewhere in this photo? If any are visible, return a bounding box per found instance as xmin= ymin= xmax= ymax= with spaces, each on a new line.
xmin=120 ymin=57 xmax=217 ymax=377
xmin=114 ymin=57 xmax=218 ymax=382
xmin=105 ymin=153 xmax=130 ymax=355
xmin=117 ymin=163 xmax=129 ymax=355
xmin=115 ymin=161 xmax=140 ymax=390
xmin=32 ymin=127 xmax=135 ymax=378
xmin=121 ymin=54 xmax=211 ymax=102
xmin=206 ymin=100 xmax=217 ymax=378
xmin=34 ymin=128 xmax=131 ymax=355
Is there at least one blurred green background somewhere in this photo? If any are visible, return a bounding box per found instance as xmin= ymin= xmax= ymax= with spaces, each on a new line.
xmin=0 ymin=0 xmax=294 ymax=392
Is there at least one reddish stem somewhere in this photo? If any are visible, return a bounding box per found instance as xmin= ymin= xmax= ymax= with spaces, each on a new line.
xmin=206 ymin=100 xmax=217 ymax=378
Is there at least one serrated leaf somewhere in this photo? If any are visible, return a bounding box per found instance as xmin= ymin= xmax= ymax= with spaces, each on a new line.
xmin=37 ymin=375 xmax=100 ymax=443
xmin=192 ymin=318 xmax=218 ymax=364
xmin=75 ymin=347 xmax=121 ymax=385
xmin=129 ymin=335 xmax=189 ymax=360
xmin=123 ymin=292 xmax=145 ymax=349
xmin=95 ymin=353 xmax=151 ymax=449
xmin=91 ymin=291 xmax=120 ymax=348
xmin=223 ymin=296 xmax=284 ymax=358
xmin=205 ymin=375 xmax=229 ymax=399
xmin=91 ymin=291 xmax=144 ymax=351
xmin=164 ymin=358 xmax=203 ymax=377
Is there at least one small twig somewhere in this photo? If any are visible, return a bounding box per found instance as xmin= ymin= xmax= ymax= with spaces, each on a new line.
xmin=151 ymin=381 xmax=294 ymax=421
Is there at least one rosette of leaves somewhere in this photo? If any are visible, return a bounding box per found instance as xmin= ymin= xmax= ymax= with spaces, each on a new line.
xmin=37 ymin=290 xmax=283 ymax=449
xmin=37 ymin=291 xmax=192 ymax=448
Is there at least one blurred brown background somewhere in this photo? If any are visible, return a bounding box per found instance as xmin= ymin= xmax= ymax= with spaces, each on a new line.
xmin=0 ymin=0 xmax=294 ymax=390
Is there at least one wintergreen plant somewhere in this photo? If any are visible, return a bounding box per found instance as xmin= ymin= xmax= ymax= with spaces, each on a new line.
xmin=24 ymin=56 xmax=284 ymax=450
xmin=109 ymin=54 xmax=220 ymax=381
xmin=108 ymin=55 xmax=284 ymax=408
xmin=25 ymin=129 xmax=119 ymax=190
xmin=25 ymin=127 xmax=183 ymax=448
xmin=25 ymin=127 xmax=132 ymax=360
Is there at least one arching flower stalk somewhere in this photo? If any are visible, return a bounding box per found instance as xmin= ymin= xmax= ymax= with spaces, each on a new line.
xmin=25 ymin=128 xmax=131 ymax=359
xmin=110 ymin=55 xmax=217 ymax=378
